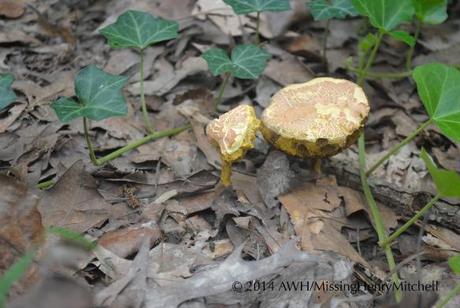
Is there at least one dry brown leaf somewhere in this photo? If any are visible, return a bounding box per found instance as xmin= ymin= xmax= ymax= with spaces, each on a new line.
xmin=264 ymin=56 xmax=314 ymax=86
xmin=0 ymin=173 xmax=44 ymax=299
xmin=0 ymin=104 xmax=26 ymax=133
xmin=98 ymin=222 xmax=161 ymax=258
xmin=0 ymin=0 xmax=26 ymax=18
xmin=37 ymin=160 xmax=112 ymax=232
xmin=279 ymin=179 xmax=369 ymax=265
xmin=128 ymin=57 xmax=208 ymax=96
xmin=193 ymin=0 xmax=253 ymax=36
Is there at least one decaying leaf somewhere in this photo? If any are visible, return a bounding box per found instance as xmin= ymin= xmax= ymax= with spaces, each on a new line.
xmin=37 ymin=161 xmax=113 ymax=233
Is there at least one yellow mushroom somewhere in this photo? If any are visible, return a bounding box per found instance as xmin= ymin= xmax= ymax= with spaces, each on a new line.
xmin=260 ymin=77 xmax=370 ymax=159
xmin=206 ymin=105 xmax=260 ymax=186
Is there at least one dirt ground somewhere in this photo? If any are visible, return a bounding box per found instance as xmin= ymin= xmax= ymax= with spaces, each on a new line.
xmin=1 ymin=0 xmax=460 ymax=307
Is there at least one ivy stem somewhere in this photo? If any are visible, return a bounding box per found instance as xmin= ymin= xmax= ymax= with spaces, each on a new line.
xmin=359 ymin=134 xmax=402 ymax=301
xmin=405 ymin=20 xmax=421 ymax=71
xmin=255 ymin=11 xmax=261 ymax=45
xmin=322 ymin=19 xmax=330 ymax=68
xmin=357 ymin=30 xmax=402 ymax=303
xmin=83 ymin=117 xmax=98 ymax=165
xmin=366 ymin=119 xmax=433 ymax=176
xmin=214 ymin=73 xmax=231 ymax=111
xmin=380 ymin=194 xmax=441 ymax=247
xmin=83 ymin=119 xmax=190 ymax=166
xmin=436 ymin=282 xmax=460 ymax=308
xmin=347 ymin=66 xmax=412 ymax=79
xmin=139 ymin=49 xmax=155 ymax=133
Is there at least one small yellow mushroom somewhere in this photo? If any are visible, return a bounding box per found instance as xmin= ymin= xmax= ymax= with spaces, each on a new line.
xmin=260 ymin=77 xmax=369 ymax=159
xmin=206 ymin=105 xmax=260 ymax=186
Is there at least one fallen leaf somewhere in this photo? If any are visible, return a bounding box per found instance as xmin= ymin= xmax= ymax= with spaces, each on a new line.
xmin=279 ymin=179 xmax=369 ymax=265
xmin=0 ymin=1 xmax=25 ymax=18
xmin=128 ymin=57 xmax=208 ymax=96
xmin=264 ymin=55 xmax=313 ymax=86
xmin=0 ymin=104 xmax=26 ymax=133
xmin=37 ymin=160 xmax=113 ymax=232
xmin=98 ymin=222 xmax=161 ymax=258
xmin=0 ymin=173 xmax=44 ymax=299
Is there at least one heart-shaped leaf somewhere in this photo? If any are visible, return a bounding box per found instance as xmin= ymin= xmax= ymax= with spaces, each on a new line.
xmin=52 ymin=65 xmax=128 ymax=123
xmin=99 ymin=10 xmax=179 ymax=50
xmin=223 ymin=0 xmax=291 ymax=15
xmin=202 ymin=44 xmax=270 ymax=80
xmin=449 ymin=254 xmax=460 ymax=275
xmin=413 ymin=0 xmax=448 ymax=24
xmin=413 ymin=63 xmax=460 ymax=142
xmin=352 ymin=0 xmax=415 ymax=31
xmin=308 ymin=0 xmax=358 ymax=21
xmin=388 ymin=30 xmax=416 ymax=47
xmin=0 ymin=74 xmax=16 ymax=110
xmin=420 ymin=148 xmax=460 ymax=198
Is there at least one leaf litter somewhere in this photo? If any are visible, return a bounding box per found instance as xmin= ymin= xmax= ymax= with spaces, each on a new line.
xmin=1 ymin=0 xmax=460 ymax=307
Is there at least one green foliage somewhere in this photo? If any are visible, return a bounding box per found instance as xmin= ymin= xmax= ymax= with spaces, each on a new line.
xmin=52 ymin=65 xmax=128 ymax=123
xmin=0 ymin=252 xmax=35 ymax=307
xmin=223 ymin=0 xmax=291 ymax=14
xmin=420 ymin=148 xmax=460 ymax=198
xmin=351 ymin=0 xmax=415 ymax=31
xmin=202 ymin=44 xmax=270 ymax=79
xmin=413 ymin=0 xmax=448 ymax=24
xmin=413 ymin=63 xmax=460 ymax=142
xmin=358 ymin=33 xmax=378 ymax=52
xmin=388 ymin=30 xmax=416 ymax=47
xmin=100 ymin=10 xmax=179 ymax=50
xmin=0 ymin=74 xmax=16 ymax=111
xmin=48 ymin=226 xmax=96 ymax=251
xmin=449 ymin=254 xmax=460 ymax=275
xmin=308 ymin=0 xmax=358 ymax=21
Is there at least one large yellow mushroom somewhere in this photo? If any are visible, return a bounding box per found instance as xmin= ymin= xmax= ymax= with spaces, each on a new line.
xmin=260 ymin=77 xmax=369 ymax=160
xmin=206 ymin=105 xmax=260 ymax=186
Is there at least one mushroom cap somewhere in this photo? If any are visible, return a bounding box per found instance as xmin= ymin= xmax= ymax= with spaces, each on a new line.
xmin=206 ymin=105 xmax=260 ymax=162
xmin=260 ymin=77 xmax=369 ymax=158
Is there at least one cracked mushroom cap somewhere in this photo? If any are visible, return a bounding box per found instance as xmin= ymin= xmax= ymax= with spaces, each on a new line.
xmin=206 ymin=105 xmax=260 ymax=163
xmin=260 ymin=78 xmax=369 ymax=158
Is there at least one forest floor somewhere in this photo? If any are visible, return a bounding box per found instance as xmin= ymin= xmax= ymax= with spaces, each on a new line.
xmin=1 ymin=0 xmax=460 ymax=307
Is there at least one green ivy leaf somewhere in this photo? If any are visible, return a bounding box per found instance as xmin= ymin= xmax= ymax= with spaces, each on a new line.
xmin=308 ymin=0 xmax=358 ymax=21
xmin=0 ymin=74 xmax=16 ymax=110
xmin=420 ymin=148 xmax=460 ymax=198
xmin=351 ymin=0 xmax=415 ymax=31
xmin=413 ymin=0 xmax=448 ymax=24
xmin=99 ymin=10 xmax=179 ymax=50
xmin=52 ymin=65 xmax=128 ymax=123
xmin=413 ymin=63 xmax=460 ymax=142
xmin=223 ymin=0 xmax=291 ymax=15
xmin=388 ymin=30 xmax=416 ymax=47
xmin=202 ymin=44 xmax=270 ymax=80
xmin=201 ymin=48 xmax=234 ymax=76
xmin=0 ymin=251 xmax=35 ymax=307
xmin=449 ymin=254 xmax=460 ymax=275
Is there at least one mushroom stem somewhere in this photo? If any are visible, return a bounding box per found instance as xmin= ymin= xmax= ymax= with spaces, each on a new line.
xmin=220 ymin=159 xmax=233 ymax=187
xmin=314 ymin=159 xmax=322 ymax=176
